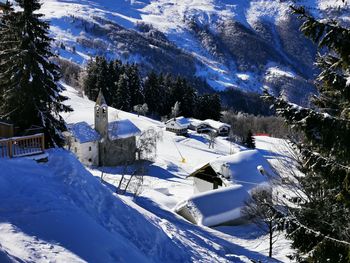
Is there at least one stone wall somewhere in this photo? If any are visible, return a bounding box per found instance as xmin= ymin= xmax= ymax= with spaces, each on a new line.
xmin=100 ymin=136 xmax=136 ymax=166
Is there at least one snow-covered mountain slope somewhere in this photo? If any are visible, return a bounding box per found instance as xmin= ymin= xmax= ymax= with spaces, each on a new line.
xmin=59 ymin=83 xmax=296 ymax=261
xmin=35 ymin=0 xmax=349 ymax=104
xmin=1 ymin=149 xmax=269 ymax=263
xmin=0 ymin=82 xmax=298 ymax=262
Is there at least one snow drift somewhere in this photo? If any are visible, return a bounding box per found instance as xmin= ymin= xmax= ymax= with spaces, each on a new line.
xmin=0 ymin=150 xmax=220 ymax=262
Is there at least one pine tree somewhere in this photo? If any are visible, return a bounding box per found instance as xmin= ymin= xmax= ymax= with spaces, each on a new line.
xmin=263 ymin=6 xmax=350 ymax=262
xmin=83 ymin=56 xmax=111 ymax=102
xmin=107 ymin=59 xmax=122 ymax=108
xmin=194 ymin=94 xmax=222 ymax=120
xmin=144 ymin=71 xmax=161 ymax=115
xmin=0 ymin=0 xmax=72 ymax=147
xmin=127 ymin=64 xmax=143 ymax=107
xmin=244 ymin=130 xmax=255 ymax=149
xmin=115 ymin=73 xmax=131 ymax=111
xmin=83 ymin=58 xmax=99 ymax=100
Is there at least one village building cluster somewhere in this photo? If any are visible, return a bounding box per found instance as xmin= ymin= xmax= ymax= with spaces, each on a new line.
xmin=165 ymin=116 xmax=231 ymax=136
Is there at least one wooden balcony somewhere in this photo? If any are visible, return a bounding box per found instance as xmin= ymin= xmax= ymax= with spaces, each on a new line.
xmin=0 ymin=133 xmax=45 ymax=158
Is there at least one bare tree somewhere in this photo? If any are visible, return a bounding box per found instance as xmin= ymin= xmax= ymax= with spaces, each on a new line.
xmin=207 ymin=131 xmax=217 ymax=149
xmin=242 ymin=187 xmax=284 ymax=258
xmin=171 ymin=101 xmax=180 ymax=119
xmin=117 ymin=128 xmax=162 ymax=198
xmin=133 ymin=103 xmax=149 ymax=117
xmin=117 ymin=161 xmax=147 ymax=199
xmin=135 ymin=128 xmax=163 ymax=161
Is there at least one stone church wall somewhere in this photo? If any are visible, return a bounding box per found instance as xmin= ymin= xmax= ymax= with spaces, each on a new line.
xmin=99 ymin=136 xmax=136 ymax=166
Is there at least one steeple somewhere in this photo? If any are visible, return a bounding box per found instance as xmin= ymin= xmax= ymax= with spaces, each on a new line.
xmin=96 ymin=90 xmax=107 ymax=107
xmin=95 ymin=90 xmax=108 ymax=138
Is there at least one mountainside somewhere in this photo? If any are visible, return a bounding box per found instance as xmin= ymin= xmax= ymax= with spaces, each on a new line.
xmin=39 ymin=0 xmax=349 ymax=105
xmin=0 ymin=83 xmax=297 ymax=262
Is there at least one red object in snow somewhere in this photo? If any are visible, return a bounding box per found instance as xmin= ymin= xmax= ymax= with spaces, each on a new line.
xmin=254 ymin=133 xmax=271 ymax=137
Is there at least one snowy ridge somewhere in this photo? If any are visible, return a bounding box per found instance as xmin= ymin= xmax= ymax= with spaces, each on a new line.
xmin=27 ymin=0 xmax=347 ymax=100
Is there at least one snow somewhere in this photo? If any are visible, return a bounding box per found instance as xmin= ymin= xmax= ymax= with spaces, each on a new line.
xmin=165 ymin=116 xmax=190 ymax=128
xmin=176 ymin=184 xmax=260 ymax=227
xmin=108 ymin=119 xmax=141 ymax=140
xmin=204 ymin=119 xmax=231 ymax=130
xmin=0 ymin=150 xmax=152 ymax=262
xmin=188 ymin=117 xmax=208 ymax=128
xmin=266 ymin=66 xmax=296 ymax=79
xmin=67 ymin=121 xmax=100 ymax=143
xmin=31 ymin=0 xmax=343 ymax=93
xmin=210 ymin=149 xmax=274 ymax=185
xmin=176 ymin=150 xmax=273 ymax=227
xmin=0 ymin=83 xmax=298 ymax=262
xmin=0 ymin=149 xmax=277 ymax=263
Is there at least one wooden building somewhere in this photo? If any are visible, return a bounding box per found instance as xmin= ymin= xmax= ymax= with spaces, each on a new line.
xmin=0 ymin=121 xmax=14 ymax=138
xmin=165 ymin=116 xmax=189 ymax=136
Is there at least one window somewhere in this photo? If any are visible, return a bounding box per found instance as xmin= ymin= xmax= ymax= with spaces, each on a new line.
xmin=74 ymin=147 xmax=77 ymax=153
xmin=89 ymin=158 xmax=92 ymax=162
xmin=102 ymin=107 xmax=107 ymax=114
xmin=89 ymin=146 xmax=92 ymax=151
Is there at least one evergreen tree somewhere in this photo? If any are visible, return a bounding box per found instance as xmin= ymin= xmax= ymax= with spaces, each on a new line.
xmin=107 ymin=59 xmax=122 ymax=108
xmin=115 ymin=73 xmax=131 ymax=111
xmin=160 ymin=73 xmax=173 ymax=116
xmin=244 ymin=130 xmax=255 ymax=149
xmin=96 ymin=56 xmax=112 ymax=105
xmin=168 ymin=76 xmax=196 ymax=117
xmin=264 ymin=6 xmax=350 ymax=262
xmin=0 ymin=0 xmax=72 ymax=147
xmin=83 ymin=56 xmax=111 ymax=102
xmin=127 ymin=64 xmax=143 ymax=107
xmin=83 ymin=58 xmax=98 ymax=100
xmin=144 ymin=71 xmax=161 ymax=114
xmin=194 ymin=94 xmax=222 ymax=120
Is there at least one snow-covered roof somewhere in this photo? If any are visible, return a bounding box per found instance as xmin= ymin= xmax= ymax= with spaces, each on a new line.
xmin=166 ymin=117 xmax=190 ymax=128
xmin=204 ymin=119 xmax=231 ymax=130
xmin=187 ymin=118 xmax=230 ymax=130
xmin=175 ymin=185 xmax=252 ymax=226
xmin=187 ymin=118 xmax=209 ymax=128
xmin=178 ymin=150 xmax=273 ymax=226
xmin=108 ymin=119 xmax=141 ymax=140
xmin=210 ymin=150 xmax=273 ymax=185
xmin=67 ymin=122 xmax=100 ymax=143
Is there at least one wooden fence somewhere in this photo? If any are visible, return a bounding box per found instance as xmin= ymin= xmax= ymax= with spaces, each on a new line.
xmin=0 ymin=133 xmax=45 ymax=158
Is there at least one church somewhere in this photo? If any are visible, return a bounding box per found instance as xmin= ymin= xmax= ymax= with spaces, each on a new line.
xmin=65 ymin=91 xmax=141 ymax=166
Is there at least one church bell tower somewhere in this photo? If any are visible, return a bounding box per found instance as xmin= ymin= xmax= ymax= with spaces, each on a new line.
xmin=95 ymin=90 xmax=108 ymax=138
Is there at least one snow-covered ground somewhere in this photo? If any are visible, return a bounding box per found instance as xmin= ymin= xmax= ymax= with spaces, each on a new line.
xmin=62 ymin=84 xmax=295 ymax=261
xmin=0 ymin=84 xmax=298 ymax=262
